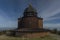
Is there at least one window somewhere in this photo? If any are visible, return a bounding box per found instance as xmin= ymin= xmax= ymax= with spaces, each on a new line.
xmin=27 ymin=13 xmax=33 ymax=16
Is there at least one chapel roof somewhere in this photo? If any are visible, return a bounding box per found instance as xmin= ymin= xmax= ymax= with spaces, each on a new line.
xmin=24 ymin=4 xmax=36 ymax=12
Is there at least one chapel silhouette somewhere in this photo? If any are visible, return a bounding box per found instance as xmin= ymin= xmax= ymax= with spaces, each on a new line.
xmin=14 ymin=4 xmax=49 ymax=38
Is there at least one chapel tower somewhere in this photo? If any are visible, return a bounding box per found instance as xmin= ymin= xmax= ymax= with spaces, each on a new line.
xmin=18 ymin=4 xmax=43 ymax=29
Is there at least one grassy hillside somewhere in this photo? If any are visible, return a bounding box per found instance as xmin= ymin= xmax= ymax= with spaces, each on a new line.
xmin=0 ymin=34 xmax=59 ymax=40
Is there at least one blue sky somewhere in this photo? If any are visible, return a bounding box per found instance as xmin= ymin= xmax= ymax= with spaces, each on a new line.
xmin=0 ymin=0 xmax=60 ymax=30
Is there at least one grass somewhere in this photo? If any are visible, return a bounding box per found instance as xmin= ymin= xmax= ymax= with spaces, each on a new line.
xmin=0 ymin=34 xmax=58 ymax=40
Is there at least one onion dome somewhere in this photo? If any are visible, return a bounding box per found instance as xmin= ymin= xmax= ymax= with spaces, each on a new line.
xmin=24 ymin=4 xmax=37 ymax=17
xmin=24 ymin=4 xmax=37 ymax=13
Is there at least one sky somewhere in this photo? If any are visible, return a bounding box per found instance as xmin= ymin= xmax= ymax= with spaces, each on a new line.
xmin=0 ymin=0 xmax=60 ymax=30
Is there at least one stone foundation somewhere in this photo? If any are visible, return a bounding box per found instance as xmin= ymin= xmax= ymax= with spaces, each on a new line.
xmin=15 ymin=32 xmax=49 ymax=38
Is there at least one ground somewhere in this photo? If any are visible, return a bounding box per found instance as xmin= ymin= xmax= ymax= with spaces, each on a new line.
xmin=0 ymin=33 xmax=59 ymax=40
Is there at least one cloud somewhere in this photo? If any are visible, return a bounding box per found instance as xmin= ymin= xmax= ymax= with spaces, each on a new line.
xmin=0 ymin=9 xmax=17 ymax=30
xmin=44 ymin=15 xmax=60 ymax=21
xmin=36 ymin=0 xmax=60 ymax=21
xmin=43 ymin=23 xmax=60 ymax=30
